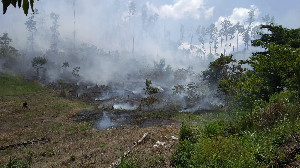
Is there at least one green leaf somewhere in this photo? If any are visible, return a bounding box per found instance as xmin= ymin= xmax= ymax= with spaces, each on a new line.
xmin=30 ymin=0 xmax=34 ymax=12
xmin=22 ymin=0 xmax=29 ymax=15
xmin=11 ymin=0 xmax=17 ymax=7
xmin=18 ymin=0 xmax=22 ymax=8
xmin=2 ymin=0 xmax=11 ymax=14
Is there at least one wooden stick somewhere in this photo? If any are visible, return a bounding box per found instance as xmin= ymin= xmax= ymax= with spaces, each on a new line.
xmin=110 ymin=132 xmax=148 ymax=168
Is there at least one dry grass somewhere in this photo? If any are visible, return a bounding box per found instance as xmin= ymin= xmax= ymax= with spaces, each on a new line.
xmin=0 ymin=75 xmax=180 ymax=167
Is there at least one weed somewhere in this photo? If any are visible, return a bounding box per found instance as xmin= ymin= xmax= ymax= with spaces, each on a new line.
xmin=50 ymin=123 xmax=64 ymax=133
xmin=67 ymin=122 xmax=91 ymax=133
xmin=179 ymin=121 xmax=197 ymax=142
xmin=70 ymin=155 xmax=76 ymax=162
xmin=117 ymin=156 xmax=140 ymax=168
xmin=147 ymin=155 xmax=166 ymax=167
xmin=203 ymin=120 xmax=234 ymax=137
xmin=98 ymin=143 xmax=106 ymax=148
xmin=0 ymin=157 xmax=30 ymax=168
xmin=171 ymin=139 xmax=194 ymax=167
xmin=41 ymin=149 xmax=55 ymax=157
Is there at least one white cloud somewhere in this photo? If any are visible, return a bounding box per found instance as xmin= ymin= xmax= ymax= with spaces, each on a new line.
xmin=216 ymin=5 xmax=260 ymax=26
xmin=146 ymin=0 xmax=214 ymax=20
xmin=204 ymin=7 xmax=214 ymax=19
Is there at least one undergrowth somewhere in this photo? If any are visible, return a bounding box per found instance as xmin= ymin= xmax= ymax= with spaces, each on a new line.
xmin=172 ymin=90 xmax=300 ymax=167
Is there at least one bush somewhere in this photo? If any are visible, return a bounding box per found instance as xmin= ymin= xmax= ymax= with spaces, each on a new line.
xmin=171 ymin=140 xmax=195 ymax=168
xmin=172 ymin=90 xmax=300 ymax=167
xmin=269 ymin=90 xmax=297 ymax=104
xmin=203 ymin=120 xmax=234 ymax=137
xmin=179 ymin=122 xmax=197 ymax=143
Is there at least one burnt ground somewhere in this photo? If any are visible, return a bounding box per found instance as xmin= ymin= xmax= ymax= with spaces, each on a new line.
xmin=0 ymin=88 xmax=181 ymax=167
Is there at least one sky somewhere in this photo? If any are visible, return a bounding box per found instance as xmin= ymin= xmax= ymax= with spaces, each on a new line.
xmin=0 ymin=0 xmax=300 ymax=52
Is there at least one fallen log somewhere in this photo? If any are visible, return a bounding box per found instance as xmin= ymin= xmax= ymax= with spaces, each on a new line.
xmin=110 ymin=132 xmax=148 ymax=168
xmin=0 ymin=137 xmax=50 ymax=150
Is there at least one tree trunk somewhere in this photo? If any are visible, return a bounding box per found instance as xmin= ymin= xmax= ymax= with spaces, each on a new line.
xmin=37 ymin=67 xmax=40 ymax=78
xmin=237 ymin=32 xmax=239 ymax=51
xmin=298 ymin=77 xmax=300 ymax=104
xmin=221 ymin=38 xmax=223 ymax=47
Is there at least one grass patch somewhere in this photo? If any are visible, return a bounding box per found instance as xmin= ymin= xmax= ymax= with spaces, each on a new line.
xmin=117 ymin=156 xmax=140 ymax=168
xmin=98 ymin=143 xmax=106 ymax=148
xmin=67 ymin=122 xmax=91 ymax=133
xmin=137 ymin=108 xmax=179 ymax=119
xmin=0 ymin=73 xmax=43 ymax=96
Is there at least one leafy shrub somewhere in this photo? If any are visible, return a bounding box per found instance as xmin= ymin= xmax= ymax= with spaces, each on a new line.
xmin=192 ymin=136 xmax=258 ymax=167
xmin=179 ymin=122 xmax=197 ymax=142
xmin=203 ymin=120 xmax=234 ymax=137
xmin=171 ymin=140 xmax=195 ymax=168
xmin=145 ymin=78 xmax=159 ymax=95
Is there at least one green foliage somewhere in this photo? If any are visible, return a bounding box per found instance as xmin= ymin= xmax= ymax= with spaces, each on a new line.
xmin=171 ymin=139 xmax=195 ymax=168
xmin=2 ymin=0 xmax=38 ymax=15
xmin=41 ymin=149 xmax=55 ymax=157
xmin=31 ymin=56 xmax=47 ymax=77
xmin=250 ymin=25 xmax=300 ymax=102
xmin=203 ymin=120 xmax=234 ymax=137
xmin=203 ymin=54 xmax=245 ymax=106
xmin=117 ymin=156 xmax=140 ymax=168
xmin=0 ymin=157 xmax=30 ymax=168
xmin=152 ymin=58 xmax=173 ymax=79
xmin=144 ymin=78 xmax=159 ymax=95
xmin=179 ymin=122 xmax=197 ymax=142
xmin=0 ymin=33 xmax=20 ymax=68
xmin=67 ymin=122 xmax=91 ymax=133
xmin=269 ymin=90 xmax=298 ymax=104
xmin=0 ymin=72 xmax=43 ymax=96
xmin=203 ymin=54 xmax=242 ymax=88
xmin=172 ymin=91 xmax=300 ymax=167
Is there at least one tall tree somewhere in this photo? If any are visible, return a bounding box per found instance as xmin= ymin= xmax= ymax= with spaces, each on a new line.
xmin=234 ymin=22 xmax=245 ymax=52
xmin=50 ymin=12 xmax=60 ymax=54
xmin=220 ymin=18 xmax=233 ymax=42
xmin=262 ymin=14 xmax=275 ymax=25
xmin=128 ymin=0 xmax=136 ymax=16
xmin=243 ymin=8 xmax=255 ymax=50
xmin=196 ymin=25 xmax=207 ymax=52
xmin=0 ymin=33 xmax=11 ymax=47
xmin=0 ymin=33 xmax=19 ymax=68
xmin=242 ymin=28 xmax=251 ymax=50
xmin=206 ymin=24 xmax=218 ymax=54
xmin=141 ymin=4 xmax=148 ymax=29
xmin=178 ymin=24 xmax=185 ymax=44
xmin=25 ymin=9 xmax=37 ymax=53
xmin=32 ymin=56 xmax=47 ymax=78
